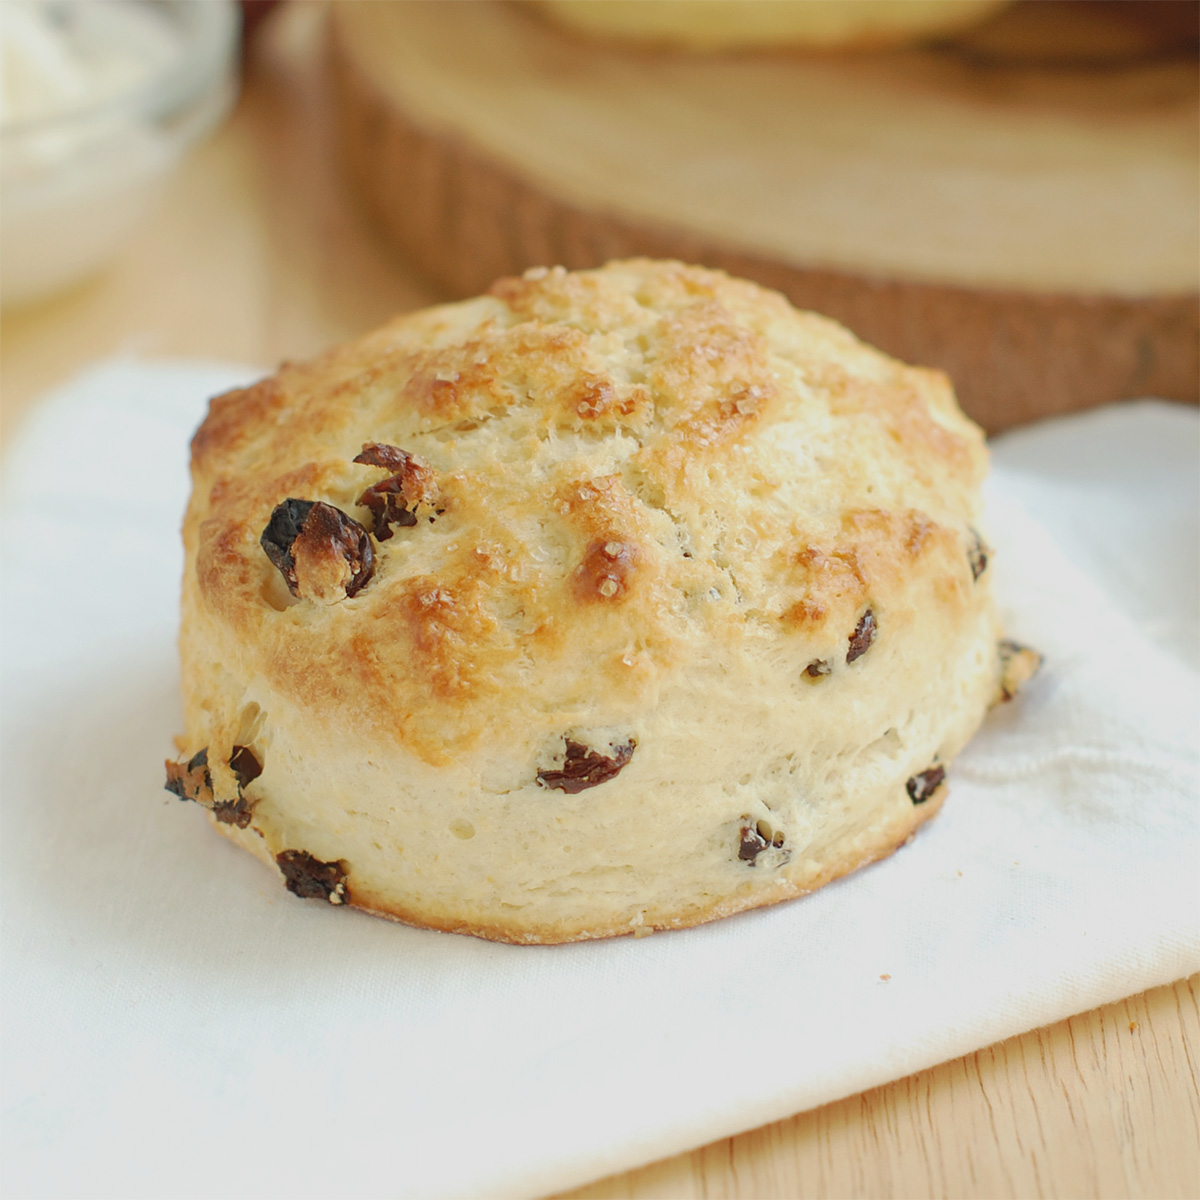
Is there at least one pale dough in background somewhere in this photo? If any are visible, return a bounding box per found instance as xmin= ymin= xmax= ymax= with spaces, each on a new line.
xmin=531 ymin=0 xmax=1012 ymax=51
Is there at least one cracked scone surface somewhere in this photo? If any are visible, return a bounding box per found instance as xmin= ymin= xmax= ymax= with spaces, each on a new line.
xmin=177 ymin=259 xmax=1002 ymax=943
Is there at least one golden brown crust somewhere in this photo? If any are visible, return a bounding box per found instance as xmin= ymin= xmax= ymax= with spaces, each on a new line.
xmin=781 ymin=509 xmax=962 ymax=634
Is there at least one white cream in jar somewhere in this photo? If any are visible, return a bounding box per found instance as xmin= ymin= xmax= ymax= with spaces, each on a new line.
xmin=0 ymin=0 xmax=237 ymax=307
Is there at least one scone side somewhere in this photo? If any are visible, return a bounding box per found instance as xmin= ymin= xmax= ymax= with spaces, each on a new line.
xmin=207 ymin=782 xmax=950 ymax=944
xmin=177 ymin=511 xmax=998 ymax=941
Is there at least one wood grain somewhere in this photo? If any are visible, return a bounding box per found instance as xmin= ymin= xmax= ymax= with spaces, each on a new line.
xmin=556 ymin=975 xmax=1200 ymax=1199
xmin=328 ymin=0 xmax=1199 ymax=433
xmin=1 ymin=6 xmax=1195 ymax=1197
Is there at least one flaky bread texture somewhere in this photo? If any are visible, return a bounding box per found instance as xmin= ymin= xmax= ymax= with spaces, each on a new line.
xmin=178 ymin=259 xmax=1001 ymax=943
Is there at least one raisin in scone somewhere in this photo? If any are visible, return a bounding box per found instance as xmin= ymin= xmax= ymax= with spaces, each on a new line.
xmin=168 ymin=259 xmax=1034 ymax=943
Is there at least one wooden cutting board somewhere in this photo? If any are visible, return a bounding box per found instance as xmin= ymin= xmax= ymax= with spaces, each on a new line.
xmin=329 ymin=0 xmax=1198 ymax=431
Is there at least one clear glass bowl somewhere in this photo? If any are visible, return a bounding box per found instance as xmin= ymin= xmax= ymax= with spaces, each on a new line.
xmin=0 ymin=0 xmax=240 ymax=308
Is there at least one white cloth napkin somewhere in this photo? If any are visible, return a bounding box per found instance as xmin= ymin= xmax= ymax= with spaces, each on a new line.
xmin=2 ymin=361 xmax=1197 ymax=1200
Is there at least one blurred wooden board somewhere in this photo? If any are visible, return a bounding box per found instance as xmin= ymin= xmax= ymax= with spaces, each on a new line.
xmin=330 ymin=0 xmax=1198 ymax=431
xmin=555 ymin=975 xmax=1200 ymax=1200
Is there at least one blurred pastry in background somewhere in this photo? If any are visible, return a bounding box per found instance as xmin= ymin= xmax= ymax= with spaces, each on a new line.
xmin=528 ymin=0 xmax=1013 ymax=52
xmin=330 ymin=0 xmax=1198 ymax=428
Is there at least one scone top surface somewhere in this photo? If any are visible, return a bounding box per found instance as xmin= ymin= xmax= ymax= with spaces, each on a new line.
xmin=190 ymin=260 xmax=983 ymax=758
xmin=180 ymin=259 xmax=995 ymax=942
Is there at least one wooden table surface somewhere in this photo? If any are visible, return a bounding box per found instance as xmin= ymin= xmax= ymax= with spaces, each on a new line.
xmin=2 ymin=7 xmax=1196 ymax=1197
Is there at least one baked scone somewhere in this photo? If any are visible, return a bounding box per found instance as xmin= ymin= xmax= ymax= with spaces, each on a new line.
xmin=528 ymin=0 xmax=1012 ymax=52
xmin=167 ymin=259 xmax=1034 ymax=943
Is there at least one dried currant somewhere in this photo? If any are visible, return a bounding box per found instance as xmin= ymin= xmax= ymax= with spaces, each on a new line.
xmin=359 ymin=478 xmax=419 ymax=538
xmin=354 ymin=443 xmax=414 ymax=472
xmin=260 ymin=498 xmax=313 ymax=587
xmin=261 ymin=499 xmax=374 ymax=600
xmin=805 ymin=659 xmax=831 ymax=678
xmin=906 ymin=765 xmax=946 ymax=805
xmin=211 ymin=745 xmax=264 ymax=828
xmin=355 ymin=443 xmax=438 ymax=540
xmin=164 ymin=748 xmax=212 ymax=804
xmin=537 ymin=738 xmax=636 ymax=794
xmin=739 ymin=818 xmax=786 ymax=865
xmin=846 ymin=609 xmax=877 ymax=663
xmin=165 ymin=746 xmax=262 ymax=829
xmin=968 ymin=528 xmax=989 ymax=581
xmin=229 ymin=745 xmax=262 ymax=790
xmin=997 ymin=640 xmax=1043 ymax=702
xmin=276 ymin=850 xmax=349 ymax=904
xmin=210 ymin=797 xmax=254 ymax=828
xmin=738 ymin=821 xmax=769 ymax=864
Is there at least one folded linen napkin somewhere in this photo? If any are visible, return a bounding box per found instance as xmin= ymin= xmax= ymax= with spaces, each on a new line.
xmin=2 ymin=362 xmax=1196 ymax=1200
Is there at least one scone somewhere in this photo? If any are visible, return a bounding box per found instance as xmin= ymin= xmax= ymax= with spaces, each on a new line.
xmin=528 ymin=0 xmax=1012 ymax=52
xmin=167 ymin=259 xmax=1036 ymax=943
